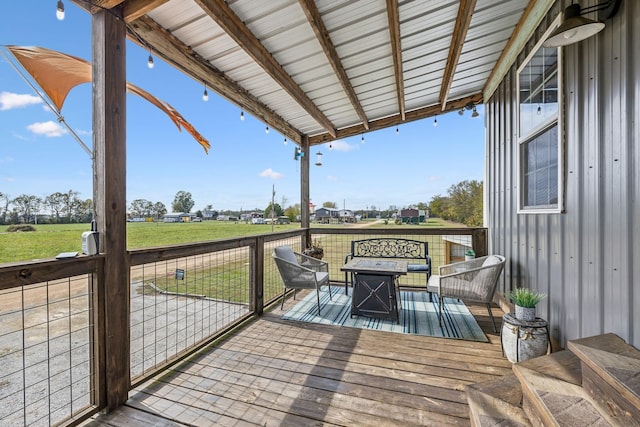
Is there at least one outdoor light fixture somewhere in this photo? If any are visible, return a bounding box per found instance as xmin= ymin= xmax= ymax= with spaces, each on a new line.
xmin=396 ymin=126 xmax=399 ymax=135
xmin=147 ymin=53 xmax=154 ymax=69
xmin=283 ymin=137 xmax=287 ymax=145
xmin=361 ymin=134 xmax=365 ymax=144
xmin=433 ymin=116 xmax=438 ymax=127
xmin=471 ymin=106 xmax=479 ymax=118
xmin=202 ymin=85 xmax=208 ymax=102
xmin=543 ymin=0 xmax=622 ymax=47
xmin=56 ymin=0 xmax=65 ymax=20
xmin=315 ymin=152 xmax=323 ymax=166
xmin=240 ymin=110 xmax=245 ymax=120
xmin=458 ymin=109 xmax=464 ymax=116
xmin=265 ymin=126 xmax=269 ymax=134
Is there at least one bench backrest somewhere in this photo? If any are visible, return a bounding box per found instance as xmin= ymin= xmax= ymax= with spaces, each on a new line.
xmin=351 ymin=238 xmax=428 ymax=260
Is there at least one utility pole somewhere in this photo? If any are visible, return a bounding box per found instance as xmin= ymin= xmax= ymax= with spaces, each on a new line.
xmin=271 ymin=184 xmax=275 ymax=232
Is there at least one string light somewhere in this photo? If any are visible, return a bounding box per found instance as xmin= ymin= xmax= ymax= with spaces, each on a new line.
xmin=265 ymin=126 xmax=269 ymax=134
xmin=202 ymin=84 xmax=208 ymax=102
xmin=537 ymin=105 xmax=542 ymax=115
xmin=329 ymin=142 xmax=333 ymax=149
xmin=240 ymin=110 xmax=245 ymax=121
xmin=283 ymin=137 xmax=287 ymax=145
xmin=396 ymin=126 xmax=399 ymax=135
xmin=56 ymin=0 xmax=65 ymax=20
xmin=147 ymin=52 xmax=154 ymax=69
xmin=361 ymin=134 xmax=365 ymax=144
xmin=433 ymin=116 xmax=438 ymax=127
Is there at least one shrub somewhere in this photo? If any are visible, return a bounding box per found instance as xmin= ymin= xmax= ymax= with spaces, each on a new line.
xmin=7 ymin=224 xmax=37 ymax=232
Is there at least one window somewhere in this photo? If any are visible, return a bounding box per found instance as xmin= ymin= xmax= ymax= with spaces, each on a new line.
xmin=517 ymin=16 xmax=563 ymax=213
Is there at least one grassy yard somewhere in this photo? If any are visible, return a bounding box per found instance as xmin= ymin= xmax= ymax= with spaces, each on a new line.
xmin=0 ymin=217 xmax=461 ymax=264
xmin=0 ymin=221 xmax=298 ymax=263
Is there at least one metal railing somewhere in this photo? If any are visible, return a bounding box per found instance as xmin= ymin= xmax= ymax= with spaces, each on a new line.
xmin=0 ymin=226 xmax=484 ymax=426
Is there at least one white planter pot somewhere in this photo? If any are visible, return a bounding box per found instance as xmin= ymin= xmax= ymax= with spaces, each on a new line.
xmin=515 ymin=305 xmax=536 ymax=322
xmin=501 ymin=314 xmax=549 ymax=363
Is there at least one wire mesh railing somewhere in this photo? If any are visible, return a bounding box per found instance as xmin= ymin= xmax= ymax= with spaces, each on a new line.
xmin=0 ymin=260 xmax=98 ymax=427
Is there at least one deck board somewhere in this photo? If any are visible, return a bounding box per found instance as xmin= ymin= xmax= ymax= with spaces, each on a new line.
xmin=84 ymin=292 xmax=507 ymax=426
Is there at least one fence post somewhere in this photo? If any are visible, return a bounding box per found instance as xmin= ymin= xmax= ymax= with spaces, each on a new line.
xmin=472 ymin=228 xmax=488 ymax=257
xmin=252 ymin=236 xmax=265 ymax=314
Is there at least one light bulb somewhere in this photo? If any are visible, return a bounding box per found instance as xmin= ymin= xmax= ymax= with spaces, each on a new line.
xmin=284 ymin=137 xmax=287 ymax=145
xmin=458 ymin=109 xmax=464 ymax=116
xmin=471 ymin=106 xmax=479 ymax=118
xmin=240 ymin=111 xmax=245 ymax=121
xmin=433 ymin=116 xmax=438 ymax=127
xmin=396 ymin=127 xmax=399 ymax=135
xmin=147 ymin=54 xmax=154 ymax=69
xmin=537 ymin=105 xmax=542 ymax=115
xmin=265 ymin=126 xmax=269 ymax=134
xmin=56 ymin=0 xmax=65 ymax=20
xmin=202 ymin=88 xmax=208 ymax=102
xmin=361 ymin=134 xmax=365 ymax=144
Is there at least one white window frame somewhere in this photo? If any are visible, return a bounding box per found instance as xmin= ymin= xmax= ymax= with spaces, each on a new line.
xmin=517 ymin=15 xmax=564 ymax=214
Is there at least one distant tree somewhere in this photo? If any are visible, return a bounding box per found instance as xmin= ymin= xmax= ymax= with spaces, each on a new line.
xmin=172 ymin=191 xmax=195 ymax=213
xmin=130 ymin=199 xmax=153 ymax=217
xmin=322 ymin=201 xmax=337 ymax=208
xmin=61 ymin=190 xmax=80 ymax=223
xmin=12 ymin=194 xmax=41 ymax=224
xmin=45 ymin=192 xmax=66 ymax=223
xmin=428 ymin=180 xmax=483 ymax=226
xmin=153 ymin=202 xmax=167 ymax=219
xmin=0 ymin=192 xmax=9 ymax=224
xmin=264 ymin=202 xmax=284 ymax=218
xmin=284 ymin=203 xmax=300 ymax=222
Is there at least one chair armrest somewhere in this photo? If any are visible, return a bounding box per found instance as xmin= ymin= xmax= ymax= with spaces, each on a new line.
xmin=296 ymin=251 xmax=328 ymax=272
xmin=344 ymin=252 xmax=354 ymax=263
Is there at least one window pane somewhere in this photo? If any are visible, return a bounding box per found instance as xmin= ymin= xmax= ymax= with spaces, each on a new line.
xmin=522 ymin=125 xmax=558 ymax=208
xmin=519 ymin=47 xmax=558 ymax=137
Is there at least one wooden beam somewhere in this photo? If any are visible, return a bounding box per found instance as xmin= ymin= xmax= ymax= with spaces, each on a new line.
xmin=483 ymin=0 xmax=555 ymax=100
xmin=123 ymin=0 xmax=169 ymax=22
xmin=300 ymin=136 xmax=310 ymax=229
xmin=128 ymin=15 xmax=303 ymax=144
xmin=193 ymin=0 xmax=337 ymax=138
xmin=439 ymin=0 xmax=476 ymax=110
xmin=298 ymin=0 xmax=369 ymax=130
xmin=386 ymin=0 xmax=405 ymax=121
xmin=92 ymin=4 xmax=130 ymax=410
xmin=308 ymin=93 xmax=483 ymax=145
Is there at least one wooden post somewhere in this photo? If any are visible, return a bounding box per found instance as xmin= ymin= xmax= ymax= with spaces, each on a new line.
xmin=300 ymin=135 xmax=310 ymax=245
xmin=252 ymin=237 xmax=265 ymax=314
xmin=92 ymin=5 xmax=130 ymax=410
xmin=472 ymin=228 xmax=488 ymax=257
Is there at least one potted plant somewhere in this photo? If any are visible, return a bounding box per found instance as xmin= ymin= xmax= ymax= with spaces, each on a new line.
xmin=506 ymin=287 xmax=546 ymax=322
xmin=464 ymin=249 xmax=475 ymax=261
xmin=302 ymin=239 xmax=324 ymax=260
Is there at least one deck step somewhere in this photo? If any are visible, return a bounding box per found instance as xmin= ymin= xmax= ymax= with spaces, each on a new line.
xmin=466 ymin=375 xmax=530 ymax=427
xmin=567 ymin=333 xmax=640 ymax=425
xmin=515 ymin=350 xmax=582 ymax=386
xmin=513 ymin=364 xmax=618 ymax=426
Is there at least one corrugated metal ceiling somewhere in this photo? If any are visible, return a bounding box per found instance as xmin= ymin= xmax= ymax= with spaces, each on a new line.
xmin=119 ymin=0 xmax=533 ymax=143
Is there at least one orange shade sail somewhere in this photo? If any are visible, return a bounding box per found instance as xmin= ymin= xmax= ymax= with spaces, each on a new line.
xmin=7 ymin=45 xmax=211 ymax=154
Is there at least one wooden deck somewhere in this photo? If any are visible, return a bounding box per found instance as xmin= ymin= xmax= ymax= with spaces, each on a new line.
xmin=84 ymin=293 xmax=510 ymax=426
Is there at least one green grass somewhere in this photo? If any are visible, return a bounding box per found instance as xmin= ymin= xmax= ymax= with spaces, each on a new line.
xmin=0 ymin=221 xmax=298 ymax=263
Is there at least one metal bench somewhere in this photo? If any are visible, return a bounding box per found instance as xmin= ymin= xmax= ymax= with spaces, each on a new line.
xmin=343 ymin=238 xmax=431 ymax=295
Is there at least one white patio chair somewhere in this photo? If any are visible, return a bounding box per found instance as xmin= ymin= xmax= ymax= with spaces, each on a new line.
xmin=273 ymin=245 xmax=332 ymax=314
xmin=427 ymin=255 xmax=505 ymax=332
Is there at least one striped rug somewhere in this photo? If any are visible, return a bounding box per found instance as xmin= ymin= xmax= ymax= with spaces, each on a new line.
xmin=281 ymin=285 xmax=488 ymax=342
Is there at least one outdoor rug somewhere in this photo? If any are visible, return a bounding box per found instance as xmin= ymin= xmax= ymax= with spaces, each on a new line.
xmin=281 ymin=286 xmax=488 ymax=342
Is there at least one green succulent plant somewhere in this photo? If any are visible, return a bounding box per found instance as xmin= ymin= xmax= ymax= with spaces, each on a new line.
xmin=506 ymin=288 xmax=546 ymax=308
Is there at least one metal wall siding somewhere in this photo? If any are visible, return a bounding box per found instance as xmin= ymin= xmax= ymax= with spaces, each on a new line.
xmin=486 ymin=0 xmax=639 ymax=347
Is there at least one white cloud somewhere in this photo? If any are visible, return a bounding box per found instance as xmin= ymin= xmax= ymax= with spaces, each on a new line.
xmin=0 ymin=91 xmax=42 ymax=111
xmin=428 ymin=175 xmax=443 ymax=182
xmin=325 ymin=139 xmax=355 ymax=152
xmin=327 ymin=175 xmax=338 ymax=181
xmin=259 ymin=168 xmax=283 ymax=179
xmin=27 ymin=121 xmax=67 ymax=137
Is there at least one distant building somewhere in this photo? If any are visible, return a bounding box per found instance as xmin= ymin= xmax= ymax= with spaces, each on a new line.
xmin=315 ymin=207 xmax=339 ymax=223
xmin=399 ymin=208 xmax=419 ymax=224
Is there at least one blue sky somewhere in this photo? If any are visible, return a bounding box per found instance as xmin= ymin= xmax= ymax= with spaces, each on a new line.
xmin=0 ymin=1 xmax=485 ymax=213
